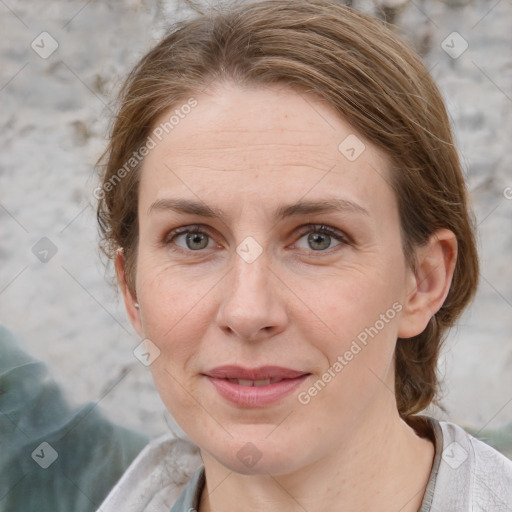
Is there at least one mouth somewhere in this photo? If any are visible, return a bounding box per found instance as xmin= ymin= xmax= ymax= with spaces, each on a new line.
xmin=203 ymin=365 xmax=309 ymax=380
xmin=202 ymin=365 xmax=311 ymax=407
xmin=225 ymin=377 xmax=287 ymax=386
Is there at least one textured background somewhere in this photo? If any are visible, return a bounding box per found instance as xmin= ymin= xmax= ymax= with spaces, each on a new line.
xmin=1 ymin=0 xmax=511 ymax=438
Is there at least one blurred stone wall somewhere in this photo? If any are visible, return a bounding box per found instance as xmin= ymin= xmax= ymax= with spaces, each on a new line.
xmin=1 ymin=0 xmax=511 ymax=437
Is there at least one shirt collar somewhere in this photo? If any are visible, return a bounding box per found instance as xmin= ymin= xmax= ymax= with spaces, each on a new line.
xmin=170 ymin=465 xmax=205 ymax=512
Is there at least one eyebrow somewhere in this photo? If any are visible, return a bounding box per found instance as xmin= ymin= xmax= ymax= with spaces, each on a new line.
xmin=147 ymin=197 xmax=369 ymax=220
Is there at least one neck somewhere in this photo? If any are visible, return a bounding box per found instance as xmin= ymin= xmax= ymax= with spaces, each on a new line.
xmin=198 ymin=403 xmax=434 ymax=512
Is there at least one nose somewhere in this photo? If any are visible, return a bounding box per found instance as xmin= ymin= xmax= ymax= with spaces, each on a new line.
xmin=215 ymin=251 xmax=289 ymax=341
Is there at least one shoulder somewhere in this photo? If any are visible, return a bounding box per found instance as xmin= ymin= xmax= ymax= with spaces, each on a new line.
xmin=96 ymin=434 xmax=202 ymax=512
xmin=430 ymin=419 xmax=512 ymax=511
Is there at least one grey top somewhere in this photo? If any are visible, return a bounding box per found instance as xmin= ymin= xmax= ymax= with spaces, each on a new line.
xmin=98 ymin=416 xmax=512 ymax=512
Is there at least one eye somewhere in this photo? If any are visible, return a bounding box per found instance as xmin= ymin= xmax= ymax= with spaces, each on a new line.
xmin=166 ymin=225 xmax=216 ymax=252
xmin=294 ymin=224 xmax=349 ymax=252
xmin=164 ymin=224 xmax=350 ymax=254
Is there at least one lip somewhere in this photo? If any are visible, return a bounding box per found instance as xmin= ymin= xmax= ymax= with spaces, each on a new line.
xmin=204 ymin=365 xmax=308 ymax=380
xmin=202 ymin=365 xmax=310 ymax=407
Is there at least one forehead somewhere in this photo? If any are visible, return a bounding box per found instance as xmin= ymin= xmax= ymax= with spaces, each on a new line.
xmin=139 ymin=83 xmax=393 ymax=215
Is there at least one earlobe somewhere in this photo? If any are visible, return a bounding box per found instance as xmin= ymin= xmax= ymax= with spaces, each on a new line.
xmin=115 ymin=248 xmax=143 ymax=336
xmin=397 ymin=229 xmax=457 ymax=339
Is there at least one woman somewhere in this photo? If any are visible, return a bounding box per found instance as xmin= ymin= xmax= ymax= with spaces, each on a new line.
xmin=95 ymin=0 xmax=512 ymax=510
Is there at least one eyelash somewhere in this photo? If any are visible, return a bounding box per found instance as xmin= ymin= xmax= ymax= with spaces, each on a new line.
xmin=163 ymin=223 xmax=351 ymax=255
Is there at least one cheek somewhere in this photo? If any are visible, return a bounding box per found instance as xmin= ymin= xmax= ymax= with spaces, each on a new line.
xmin=134 ymin=261 xmax=216 ymax=392
xmin=301 ymin=280 xmax=402 ymax=419
xmin=139 ymin=267 xmax=212 ymax=425
xmin=136 ymin=253 xmax=210 ymax=328
xmin=297 ymin=265 xmax=404 ymax=342
xmin=297 ymin=266 xmax=404 ymax=403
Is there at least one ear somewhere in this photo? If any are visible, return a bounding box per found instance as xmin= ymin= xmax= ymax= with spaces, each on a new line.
xmin=397 ymin=229 xmax=457 ymax=339
xmin=115 ymin=248 xmax=143 ymax=337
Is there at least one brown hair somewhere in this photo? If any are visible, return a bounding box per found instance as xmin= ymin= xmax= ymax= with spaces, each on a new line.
xmin=96 ymin=0 xmax=479 ymax=422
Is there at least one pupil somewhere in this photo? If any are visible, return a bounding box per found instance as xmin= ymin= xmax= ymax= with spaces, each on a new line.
xmin=308 ymin=232 xmax=330 ymax=250
xmin=186 ymin=232 xmax=208 ymax=250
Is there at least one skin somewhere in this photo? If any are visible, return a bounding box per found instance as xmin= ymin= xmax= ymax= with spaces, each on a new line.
xmin=116 ymin=81 xmax=457 ymax=512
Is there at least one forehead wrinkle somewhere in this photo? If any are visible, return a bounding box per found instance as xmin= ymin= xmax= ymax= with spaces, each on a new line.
xmin=158 ymin=136 xmax=340 ymax=171
xmin=168 ymin=142 xmax=329 ymax=154
xmin=166 ymin=162 xmax=338 ymax=173
xmin=161 ymin=147 xmax=339 ymax=174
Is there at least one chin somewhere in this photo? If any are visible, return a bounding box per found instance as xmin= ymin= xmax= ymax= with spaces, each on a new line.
xmin=221 ymin=454 xmax=299 ymax=477
xmin=204 ymin=434 xmax=303 ymax=477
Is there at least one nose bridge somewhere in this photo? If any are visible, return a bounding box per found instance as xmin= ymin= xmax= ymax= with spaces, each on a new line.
xmin=216 ymin=248 xmax=287 ymax=339
xmin=227 ymin=228 xmax=271 ymax=298
xmin=228 ymin=250 xmax=272 ymax=310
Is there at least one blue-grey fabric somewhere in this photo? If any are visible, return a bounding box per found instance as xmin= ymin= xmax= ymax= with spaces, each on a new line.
xmin=0 ymin=325 xmax=149 ymax=512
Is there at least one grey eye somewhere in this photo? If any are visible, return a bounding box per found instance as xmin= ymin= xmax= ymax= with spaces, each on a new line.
xmin=295 ymin=227 xmax=345 ymax=252
xmin=184 ymin=231 xmax=210 ymax=250
xmin=307 ymin=232 xmax=332 ymax=251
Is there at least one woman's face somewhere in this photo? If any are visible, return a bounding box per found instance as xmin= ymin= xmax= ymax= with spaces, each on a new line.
xmin=128 ymin=82 xmax=420 ymax=474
